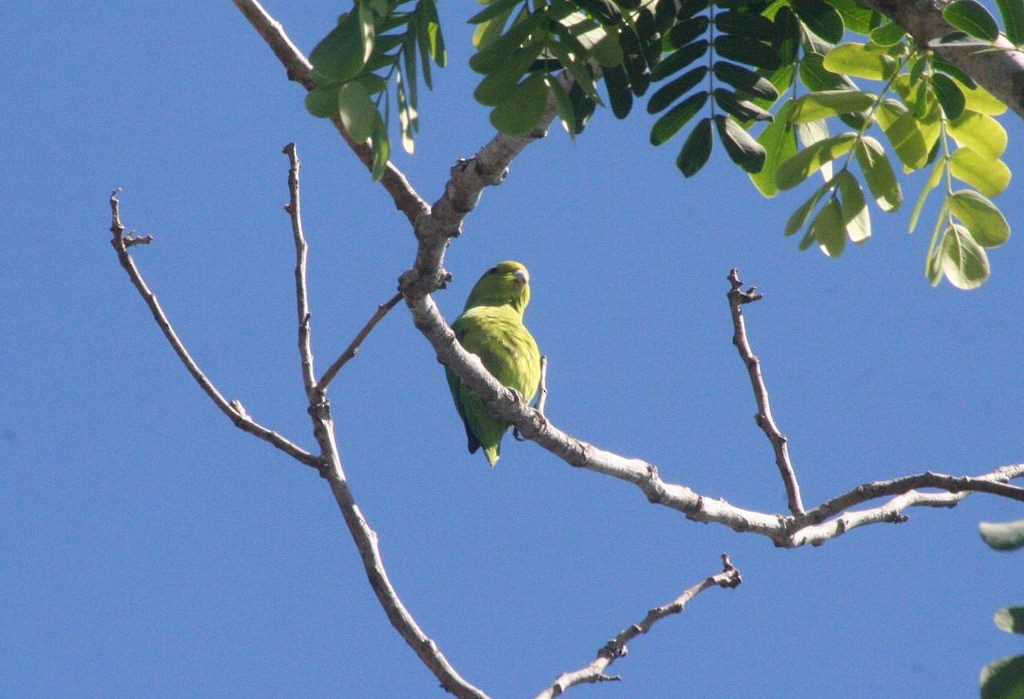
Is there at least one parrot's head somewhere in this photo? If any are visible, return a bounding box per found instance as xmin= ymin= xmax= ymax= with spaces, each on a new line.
xmin=463 ymin=260 xmax=531 ymax=315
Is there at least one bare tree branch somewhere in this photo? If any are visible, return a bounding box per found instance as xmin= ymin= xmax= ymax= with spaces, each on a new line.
xmin=319 ymin=291 xmax=403 ymax=389
xmin=404 ymin=287 xmax=1024 ymax=548
xmin=273 ymin=154 xmax=488 ymax=699
xmin=283 ymin=143 xmax=317 ymax=400
xmin=108 ymin=190 xmax=318 ymax=467
xmin=535 ymin=554 xmax=742 ymax=698
xmin=727 ymin=269 xmax=804 ymax=515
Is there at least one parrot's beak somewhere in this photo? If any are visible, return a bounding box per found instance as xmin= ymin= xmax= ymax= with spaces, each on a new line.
xmin=513 ymin=269 xmax=529 ymax=287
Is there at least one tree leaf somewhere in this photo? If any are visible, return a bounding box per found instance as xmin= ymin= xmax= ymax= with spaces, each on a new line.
xmin=305 ymin=83 xmax=342 ymax=119
xmin=948 ymin=189 xmax=1010 ymax=247
xmin=943 ymin=0 xmax=999 ymax=41
xmin=776 ymin=132 xmax=857 ymax=190
xmin=369 ymin=120 xmax=390 ymax=181
xmin=996 ymin=0 xmax=1024 ymax=45
xmin=490 ymin=72 xmax=550 ymax=135
xmin=979 ymin=519 xmax=1024 ymax=550
xmin=855 ymin=136 xmax=902 ymax=211
xmin=948 ymin=110 xmax=1008 ymax=159
xmin=792 ymin=0 xmax=845 ymax=43
xmin=836 ymin=169 xmax=870 ymax=242
xmin=784 ymin=179 xmax=833 ymax=235
xmin=713 ymin=35 xmax=781 ymax=71
xmin=647 ymin=66 xmax=708 ymax=113
xmin=715 ymin=11 xmax=775 ymax=40
xmin=543 ymin=75 xmax=577 ymax=136
xmin=799 ymin=52 xmax=856 ymax=92
xmin=869 ymin=22 xmax=908 ymax=46
xmin=981 ymin=655 xmax=1024 ymax=699
xmin=714 ymin=114 xmax=766 ymax=172
xmin=826 ymin=0 xmax=876 ymax=34
xmin=960 ymin=83 xmax=1008 ymax=115
xmin=883 ymin=109 xmax=932 ymax=170
xmin=941 ymin=223 xmax=990 ymax=289
xmin=950 ymin=148 xmax=1011 ymax=196
xmin=337 ymin=80 xmax=379 ymax=142
xmin=713 ymin=61 xmax=779 ymax=99
xmin=677 ymin=117 xmax=714 ymax=177
xmin=650 ymin=91 xmax=709 ymax=145
xmin=810 ymin=196 xmax=845 ymax=256
xmin=823 ymin=43 xmax=896 ymax=80
xmin=713 ymin=88 xmax=773 ymax=121
xmin=666 ymin=16 xmax=710 ymax=48
xmin=909 ymin=157 xmax=945 ymax=232
xmin=651 ymin=39 xmax=709 ymax=81
xmin=604 ymin=63 xmax=634 ymax=118
xmin=750 ymin=102 xmax=798 ymax=197
xmin=931 ymin=73 xmax=965 ymax=119
xmin=310 ymin=12 xmax=372 ymax=82
xmin=788 ymin=90 xmax=875 ymax=123
xmin=994 ymin=607 xmax=1024 ymax=634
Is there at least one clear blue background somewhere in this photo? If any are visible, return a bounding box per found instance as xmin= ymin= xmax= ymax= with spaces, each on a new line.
xmin=3 ymin=3 xmax=1023 ymax=697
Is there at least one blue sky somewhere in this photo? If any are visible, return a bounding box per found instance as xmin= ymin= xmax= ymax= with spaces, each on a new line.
xmin=4 ymin=2 xmax=1024 ymax=697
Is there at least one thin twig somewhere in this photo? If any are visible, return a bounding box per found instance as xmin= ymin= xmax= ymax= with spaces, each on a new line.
xmin=107 ymin=189 xmax=317 ymax=468
xmin=319 ymin=292 xmax=403 ymax=390
xmin=536 ymin=554 xmax=742 ymax=699
xmin=727 ymin=269 xmax=804 ymax=515
xmin=283 ymin=143 xmax=318 ymax=400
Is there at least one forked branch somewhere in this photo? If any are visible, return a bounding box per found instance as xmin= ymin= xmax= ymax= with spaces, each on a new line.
xmin=727 ymin=269 xmax=803 ymax=514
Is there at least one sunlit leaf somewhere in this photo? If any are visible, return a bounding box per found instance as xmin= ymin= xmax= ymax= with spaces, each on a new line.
xmin=855 ymin=136 xmax=902 ymax=211
xmin=784 ymin=179 xmax=833 ymax=235
xmin=943 ymin=0 xmax=999 ymax=41
xmin=948 ymin=110 xmax=1008 ymax=159
xmin=823 ymin=43 xmax=896 ymax=80
xmin=980 ymin=519 xmax=1024 ymax=551
xmin=789 ymin=90 xmax=875 ymax=123
xmin=950 ymin=148 xmax=1011 ymax=196
xmin=750 ymin=101 xmax=797 ymax=197
xmin=941 ymin=223 xmax=990 ymax=288
xmin=994 ymin=607 xmax=1024 ymax=634
xmin=776 ymin=132 xmax=858 ymax=190
xmin=948 ymin=189 xmax=1010 ymax=246
xmin=836 ymin=169 xmax=870 ymax=242
xmin=811 ymin=196 xmax=845 ymax=256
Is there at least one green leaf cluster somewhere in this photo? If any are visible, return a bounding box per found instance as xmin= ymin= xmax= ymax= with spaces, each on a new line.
xmin=301 ymin=0 xmax=1019 ymax=287
xmin=305 ymin=0 xmax=446 ymax=179
xmin=979 ymin=520 xmax=1024 ymax=699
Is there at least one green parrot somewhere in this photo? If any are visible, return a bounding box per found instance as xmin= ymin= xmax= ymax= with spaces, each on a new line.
xmin=446 ymin=261 xmax=541 ymax=466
